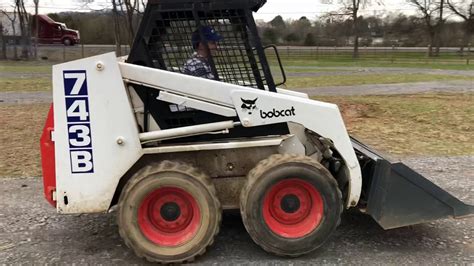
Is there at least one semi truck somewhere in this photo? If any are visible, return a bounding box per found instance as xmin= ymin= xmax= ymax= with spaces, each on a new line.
xmin=0 ymin=13 xmax=80 ymax=46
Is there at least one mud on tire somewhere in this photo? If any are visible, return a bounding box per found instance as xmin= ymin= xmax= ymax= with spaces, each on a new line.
xmin=117 ymin=160 xmax=221 ymax=263
xmin=240 ymin=154 xmax=343 ymax=257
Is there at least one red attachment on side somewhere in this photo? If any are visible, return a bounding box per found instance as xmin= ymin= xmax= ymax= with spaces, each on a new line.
xmin=40 ymin=104 xmax=56 ymax=207
xmin=263 ymin=178 xmax=324 ymax=238
xmin=138 ymin=187 xmax=201 ymax=247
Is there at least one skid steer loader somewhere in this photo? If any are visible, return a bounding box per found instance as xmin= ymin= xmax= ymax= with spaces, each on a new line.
xmin=40 ymin=0 xmax=474 ymax=263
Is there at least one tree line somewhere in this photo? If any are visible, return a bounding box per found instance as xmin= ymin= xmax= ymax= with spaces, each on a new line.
xmin=259 ymin=12 xmax=472 ymax=48
xmin=1 ymin=0 xmax=472 ymax=60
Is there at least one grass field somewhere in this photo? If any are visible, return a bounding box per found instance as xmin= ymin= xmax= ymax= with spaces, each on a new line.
xmin=0 ymin=78 xmax=52 ymax=92
xmin=1 ymin=93 xmax=472 ymax=177
xmin=317 ymin=93 xmax=473 ymax=156
xmin=286 ymin=73 xmax=472 ymax=88
xmin=0 ymin=61 xmax=53 ymax=73
xmin=0 ymin=61 xmax=53 ymax=92
xmin=0 ymin=103 xmax=50 ymax=177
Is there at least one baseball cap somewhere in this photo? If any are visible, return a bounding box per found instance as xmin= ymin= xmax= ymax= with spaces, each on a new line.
xmin=192 ymin=26 xmax=223 ymax=49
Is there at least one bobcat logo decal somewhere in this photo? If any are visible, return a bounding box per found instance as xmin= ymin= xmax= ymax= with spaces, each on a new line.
xmin=241 ymin=98 xmax=258 ymax=115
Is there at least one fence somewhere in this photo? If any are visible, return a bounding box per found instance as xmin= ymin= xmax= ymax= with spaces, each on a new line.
xmin=4 ymin=44 xmax=131 ymax=62
xmin=3 ymin=44 xmax=473 ymax=65
xmin=268 ymin=45 xmax=473 ymax=66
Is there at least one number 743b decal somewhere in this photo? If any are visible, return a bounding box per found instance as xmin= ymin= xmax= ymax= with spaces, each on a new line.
xmin=63 ymin=70 xmax=94 ymax=174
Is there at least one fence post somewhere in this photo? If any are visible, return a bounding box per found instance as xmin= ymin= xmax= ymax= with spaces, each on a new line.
xmin=467 ymin=43 xmax=471 ymax=65
xmin=391 ymin=45 xmax=395 ymax=64
xmin=63 ymin=45 xmax=66 ymax=62
xmin=81 ymin=42 xmax=85 ymax=58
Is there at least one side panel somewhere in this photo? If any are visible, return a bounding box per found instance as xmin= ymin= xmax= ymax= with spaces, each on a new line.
xmin=52 ymin=53 xmax=143 ymax=213
xmin=40 ymin=104 xmax=56 ymax=207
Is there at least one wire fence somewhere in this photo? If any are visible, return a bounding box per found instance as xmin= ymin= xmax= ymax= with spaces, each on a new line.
xmin=3 ymin=44 xmax=473 ymax=65
xmin=268 ymin=46 xmax=473 ymax=66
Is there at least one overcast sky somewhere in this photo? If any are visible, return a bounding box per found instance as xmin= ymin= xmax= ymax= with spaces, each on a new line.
xmin=0 ymin=0 xmax=417 ymax=21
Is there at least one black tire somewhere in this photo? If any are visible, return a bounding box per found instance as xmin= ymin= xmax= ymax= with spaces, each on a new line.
xmin=117 ymin=161 xmax=221 ymax=263
xmin=240 ymin=154 xmax=343 ymax=257
xmin=63 ymin=38 xmax=72 ymax=46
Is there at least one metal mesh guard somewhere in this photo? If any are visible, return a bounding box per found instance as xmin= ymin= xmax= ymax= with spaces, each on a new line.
xmin=147 ymin=8 xmax=268 ymax=90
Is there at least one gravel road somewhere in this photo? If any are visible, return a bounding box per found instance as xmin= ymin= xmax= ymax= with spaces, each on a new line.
xmin=1 ymin=156 xmax=472 ymax=264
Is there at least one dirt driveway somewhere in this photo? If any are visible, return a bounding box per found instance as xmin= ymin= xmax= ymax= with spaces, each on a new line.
xmin=0 ymin=156 xmax=472 ymax=264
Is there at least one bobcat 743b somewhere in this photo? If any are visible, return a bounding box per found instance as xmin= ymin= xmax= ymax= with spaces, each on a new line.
xmin=40 ymin=0 xmax=474 ymax=263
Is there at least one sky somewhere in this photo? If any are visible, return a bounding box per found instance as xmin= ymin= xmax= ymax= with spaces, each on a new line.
xmin=0 ymin=0 xmax=418 ymax=21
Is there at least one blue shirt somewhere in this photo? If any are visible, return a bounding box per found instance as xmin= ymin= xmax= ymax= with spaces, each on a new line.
xmin=183 ymin=53 xmax=215 ymax=80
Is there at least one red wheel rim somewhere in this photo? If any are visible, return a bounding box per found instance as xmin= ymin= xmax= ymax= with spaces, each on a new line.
xmin=138 ymin=187 xmax=201 ymax=246
xmin=263 ymin=178 xmax=324 ymax=238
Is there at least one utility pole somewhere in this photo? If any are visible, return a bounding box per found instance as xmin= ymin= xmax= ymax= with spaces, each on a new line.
xmin=34 ymin=0 xmax=38 ymax=59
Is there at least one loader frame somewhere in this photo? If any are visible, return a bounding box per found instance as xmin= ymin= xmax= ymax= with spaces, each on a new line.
xmin=46 ymin=52 xmax=361 ymax=213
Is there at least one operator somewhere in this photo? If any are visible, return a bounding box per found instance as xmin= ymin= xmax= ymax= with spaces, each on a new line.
xmin=183 ymin=26 xmax=222 ymax=80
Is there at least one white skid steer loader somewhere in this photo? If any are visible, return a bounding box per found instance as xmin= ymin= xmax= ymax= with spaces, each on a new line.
xmin=40 ymin=0 xmax=474 ymax=263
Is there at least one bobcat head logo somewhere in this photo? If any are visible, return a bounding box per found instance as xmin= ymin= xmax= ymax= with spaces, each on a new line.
xmin=241 ymin=98 xmax=258 ymax=115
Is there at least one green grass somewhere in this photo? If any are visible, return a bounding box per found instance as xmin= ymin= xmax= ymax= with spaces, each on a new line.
xmin=0 ymin=61 xmax=53 ymax=92
xmin=285 ymin=73 xmax=472 ymax=88
xmin=0 ymin=78 xmax=51 ymax=92
xmin=315 ymin=93 xmax=474 ymax=156
xmin=0 ymin=60 xmax=53 ymax=74
xmin=271 ymin=66 xmax=353 ymax=74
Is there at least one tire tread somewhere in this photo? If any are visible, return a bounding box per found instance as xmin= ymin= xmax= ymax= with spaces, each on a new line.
xmin=117 ymin=160 xmax=221 ymax=264
xmin=240 ymin=154 xmax=343 ymax=257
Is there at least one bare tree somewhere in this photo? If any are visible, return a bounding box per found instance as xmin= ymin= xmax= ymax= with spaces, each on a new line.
xmin=78 ymin=0 xmax=146 ymax=53
xmin=1 ymin=8 xmax=18 ymax=59
xmin=348 ymin=0 xmax=362 ymax=58
xmin=112 ymin=0 xmax=122 ymax=56
xmin=122 ymin=0 xmax=147 ymax=46
xmin=122 ymin=0 xmax=137 ymax=46
xmin=14 ymin=0 xmax=30 ymax=59
xmin=408 ymin=0 xmax=445 ymax=57
xmin=435 ymin=0 xmax=445 ymax=55
xmin=0 ymin=21 xmax=6 ymax=59
xmin=33 ymin=0 xmax=38 ymax=59
xmin=322 ymin=0 xmax=383 ymax=58
xmin=447 ymin=0 xmax=474 ymax=53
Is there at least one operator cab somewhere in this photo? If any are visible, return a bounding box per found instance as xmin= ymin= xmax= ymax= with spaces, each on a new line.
xmin=127 ymin=0 xmax=289 ymax=140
